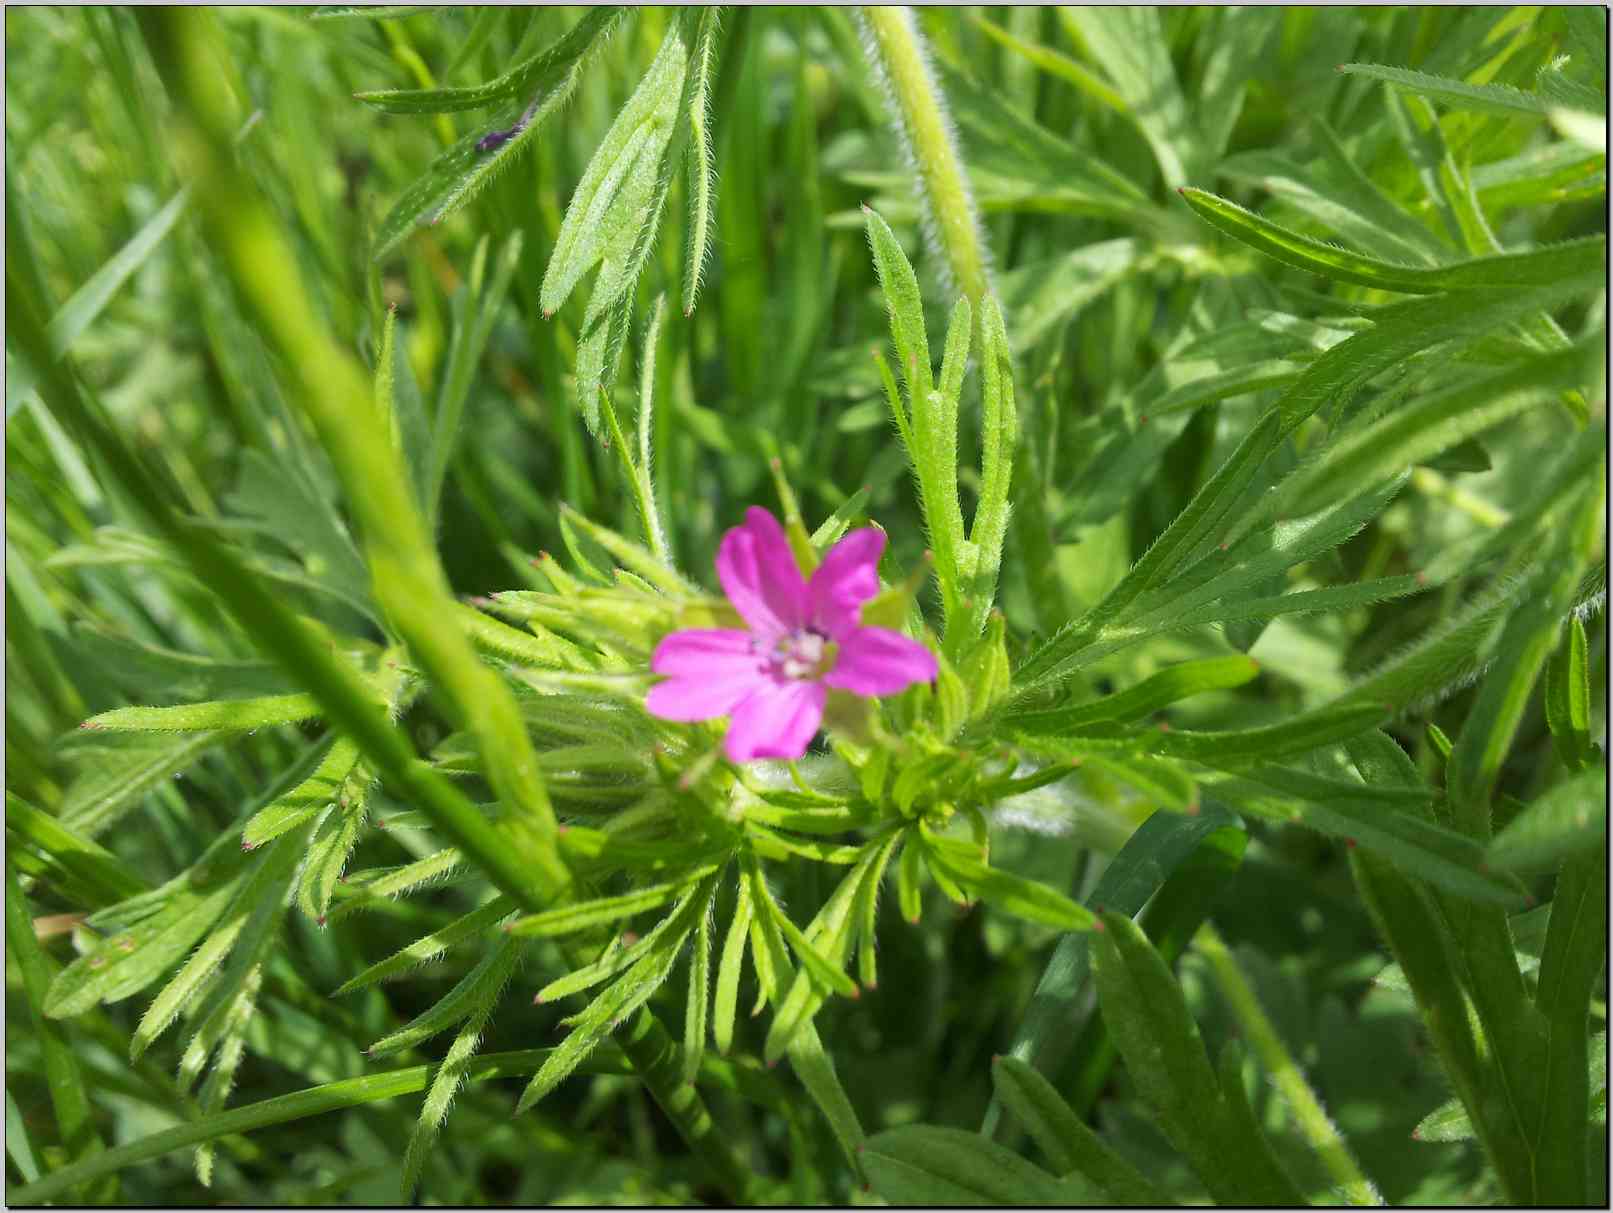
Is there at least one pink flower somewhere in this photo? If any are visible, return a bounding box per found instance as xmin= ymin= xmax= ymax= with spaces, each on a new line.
xmin=647 ymin=507 xmax=939 ymax=762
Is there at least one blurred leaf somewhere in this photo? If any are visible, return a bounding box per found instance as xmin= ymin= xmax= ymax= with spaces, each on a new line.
xmin=991 ymin=1055 xmax=1171 ymax=1204
xmin=861 ymin=1125 xmax=1082 ymax=1206
xmin=1487 ymin=765 xmax=1607 ymax=873
xmin=370 ymin=10 xmax=624 ymax=259
xmin=1091 ymin=911 xmax=1307 ymax=1204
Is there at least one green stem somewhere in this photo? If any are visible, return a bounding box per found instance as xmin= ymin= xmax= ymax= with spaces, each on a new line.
xmin=1195 ymin=923 xmax=1384 ymax=1206
xmin=6 ymin=1048 xmax=631 ymax=1207
xmin=858 ymin=6 xmax=991 ymax=308
xmin=616 ymin=1010 xmax=762 ymax=1202
xmin=136 ymin=7 xmax=571 ymax=899
xmin=5 ymin=860 xmax=110 ymax=1201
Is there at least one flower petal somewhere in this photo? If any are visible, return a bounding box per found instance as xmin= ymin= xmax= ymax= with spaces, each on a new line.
xmin=823 ymin=626 xmax=938 ymax=697
xmin=646 ymin=667 xmax=764 ymax=722
xmin=723 ymin=678 xmax=826 ymax=762
xmin=651 ymin=629 xmax=760 ymax=677
xmin=808 ymin=526 xmax=885 ymax=639
xmin=715 ymin=508 xmax=808 ymax=637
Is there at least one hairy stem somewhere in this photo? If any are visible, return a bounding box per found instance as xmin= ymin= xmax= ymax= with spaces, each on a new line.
xmin=1195 ymin=923 xmax=1384 ymax=1206
xmin=857 ymin=6 xmax=991 ymax=308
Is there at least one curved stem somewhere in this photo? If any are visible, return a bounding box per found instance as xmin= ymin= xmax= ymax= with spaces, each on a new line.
xmin=1195 ymin=922 xmax=1384 ymax=1206
xmin=857 ymin=6 xmax=991 ymax=308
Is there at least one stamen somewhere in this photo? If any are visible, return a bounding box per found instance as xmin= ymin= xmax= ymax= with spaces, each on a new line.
xmin=761 ymin=628 xmax=832 ymax=680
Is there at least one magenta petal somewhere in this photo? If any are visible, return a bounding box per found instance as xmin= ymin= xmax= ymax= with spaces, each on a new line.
xmin=715 ymin=508 xmax=808 ymax=637
xmin=823 ymin=627 xmax=938 ymax=697
xmin=646 ymin=666 xmax=765 ymax=722
xmin=723 ymin=678 xmax=826 ymax=762
xmin=651 ymin=629 xmax=759 ymax=677
xmin=808 ymin=526 xmax=885 ymax=639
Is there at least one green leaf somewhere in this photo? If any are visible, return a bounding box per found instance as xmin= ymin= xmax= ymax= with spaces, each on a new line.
xmin=1487 ymin=765 xmax=1607 ymax=874
xmin=309 ymin=6 xmax=451 ymax=20
xmin=1278 ymin=344 xmax=1596 ymax=517
xmin=426 ymin=229 xmax=525 ymax=523
xmin=990 ymin=807 xmax=1245 ymax=1138
xmin=1532 ymin=851 xmax=1607 ymax=1202
xmin=1092 ymin=911 xmax=1307 ymax=1205
xmin=1349 ymin=848 xmax=1508 ymax=1179
xmin=991 ymin=1056 xmax=1171 ymax=1204
xmin=1340 ymin=62 xmax=1561 ymax=117
xmin=1544 ymin=617 xmax=1594 ymax=769
xmin=680 ymin=8 xmax=722 ymax=316
xmin=515 ymin=878 xmax=711 ymax=1112
xmin=861 ymin=1125 xmax=1080 ymax=1206
xmin=36 ymin=188 xmax=191 ymax=381
xmin=59 ymin=731 xmax=227 ymax=838
xmin=242 ymin=737 xmax=362 ymax=848
xmin=355 ymin=8 xmax=624 ymax=113
xmin=5 ymin=792 xmax=149 ymax=905
xmin=333 ymin=895 xmax=517 ymax=996
xmin=762 ymin=839 xmax=890 ymax=1061
xmin=4 ymin=1047 xmax=641 ymax=1206
xmin=223 ymin=449 xmax=372 ymax=615
xmin=1019 ymin=702 xmax=1390 ymax=770
xmin=132 ymin=825 xmax=307 ymax=1060
xmin=367 ymin=934 xmax=522 ymax=1060
xmin=1060 ymin=6 xmax=1200 ymax=183
xmin=397 ymin=939 xmax=522 ymax=1201
xmin=65 ymin=623 xmax=297 ymax=702
xmin=374 ymin=305 xmax=432 ymax=517
xmin=5 ymin=860 xmax=103 ymax=1187
xmin=44 ymin=866 xmax=248 ymax=1019
xmin=1413 ymin=1099 xmax=1474 ymax=1143
xmin=369 ymin=11 xmax=623 ymax=260
xmin=5 ymin=1087 xmax=41 ymax=1184
xmin=82 ymin=692 xmax=322 ymax=733
xmin=863 ymin=206 xmax=967 ymax=622
xmin=1007 ymin=656 xmax=1259 ymax=733
xmin=507 ymin=867 xmax=717 ymax=938
xmin=711 ymin=877 xmax=752 ymax=1055
xmin=296 ymin=773 xmax=372 ymax=923
xmin=965 ymin=294 xmax=1017 ymax=638
xmin=924 ymin=836 xmax=1095 ymax=931
xmin=1180 ymin=188 xmax=1603 ymax=293
xmin=535 ymin=880 xmax=709 ymax=1004
xmin=681 ymin=885 xmax=714 ymax=1085
xmin=540 ymin=23 xmax=688 ymax=316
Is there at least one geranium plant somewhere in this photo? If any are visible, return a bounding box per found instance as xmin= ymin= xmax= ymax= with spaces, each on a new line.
xmin=4 ymin=6 xmax=1604 ymax=1208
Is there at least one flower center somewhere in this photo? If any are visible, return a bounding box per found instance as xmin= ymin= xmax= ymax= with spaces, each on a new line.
xmin=764 ymin=628 xmax=834 ymax=680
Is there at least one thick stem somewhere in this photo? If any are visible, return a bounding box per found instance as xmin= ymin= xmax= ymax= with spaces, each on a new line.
xmin=858 ymin=6 xmax=991 ymax=308
xmin=1195 ymin=923 xmax=1384 ymax=1206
